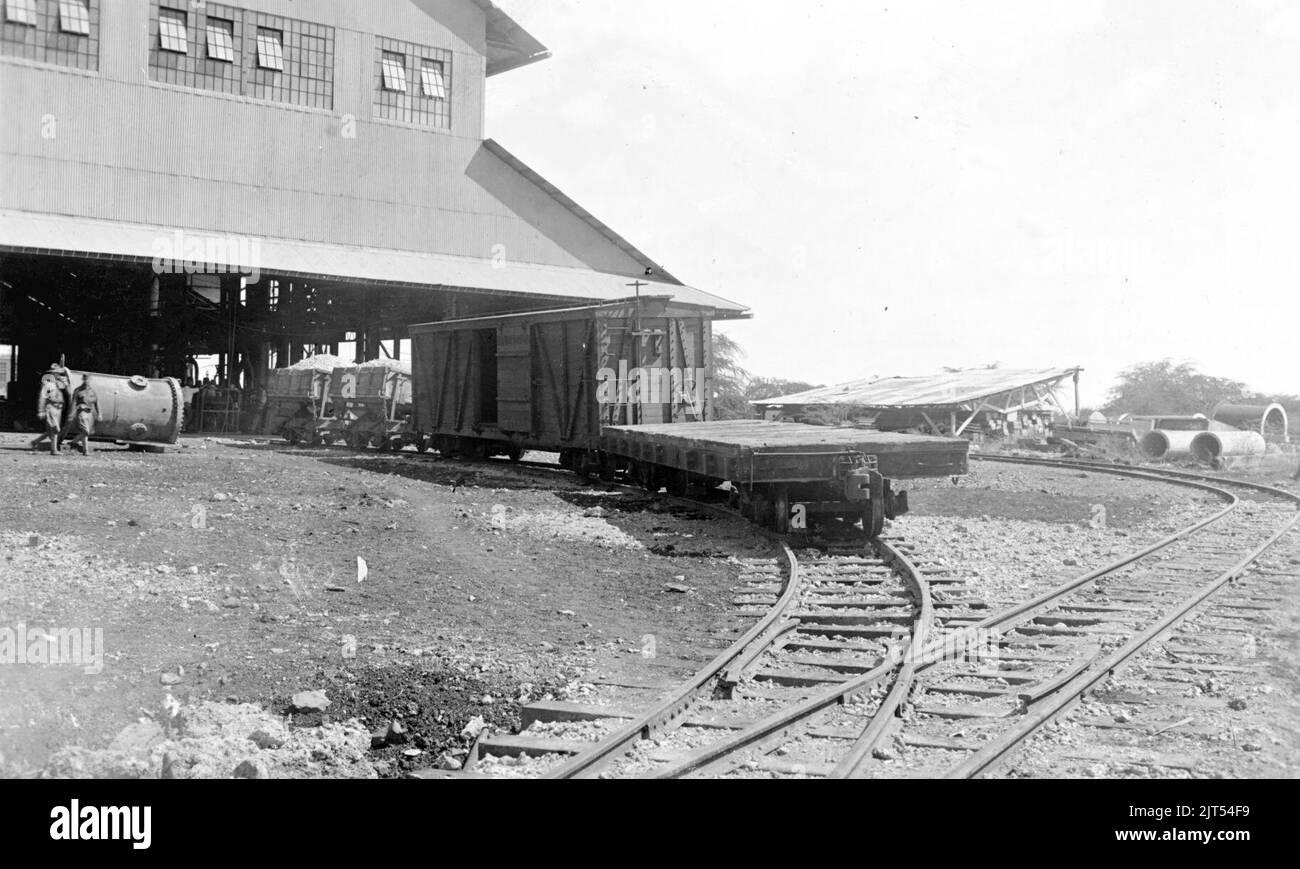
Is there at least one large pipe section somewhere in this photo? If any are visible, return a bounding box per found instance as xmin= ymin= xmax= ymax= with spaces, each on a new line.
xmin=65 ymin=370 xmax=184 ymax=445
xmin=1139 ymin=430 xmax=1199 ymax=461
xmin=1210 ymin=402 xmax=1288 ymax=442
xmin=1190 ymin=431 xmax=1267 ymax=463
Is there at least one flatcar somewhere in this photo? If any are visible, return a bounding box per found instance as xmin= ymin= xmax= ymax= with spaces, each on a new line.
xmin=409 ymin=299 xmax=969 ymax=535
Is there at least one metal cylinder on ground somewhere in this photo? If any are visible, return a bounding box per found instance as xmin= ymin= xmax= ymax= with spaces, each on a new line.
xmin=1190 ymin=430 xmax=1267 ymax=463
xmin=1210 ymin=402 xmax=1289 ymax=442
xmin=1138 ymin=429 xmax=1199 ymax=461
xmin=65 ymin=370 xmax=183 ymax=445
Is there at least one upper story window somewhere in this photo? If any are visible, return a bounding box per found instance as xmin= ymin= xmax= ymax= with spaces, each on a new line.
xmin=147 ymin=4 xmax=332 ymax=109
xmin=375 ymin=36 xmax=452 ymax=131
xmin=380 ymin=51 xmax=406 ymax=92
xmin=2 ymin=0 xmax=100 ymax=70
xmin=158 ymin=7 xmax=187 ymax=53
xmin=5 ymin=0 xmax=36 ymax=26
xmin=420 ymin=59 xmax=447 ymax=100
xmin=254 ymin=26 xmax=282 ymax=70
xmin=205 ymin=17 xmax=234 ymax=62
xmin=58 ymin=0 xmax=90 ymax=35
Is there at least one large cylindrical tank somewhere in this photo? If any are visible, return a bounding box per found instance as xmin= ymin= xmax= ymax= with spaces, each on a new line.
xmin=1139 ymin=430 xmax=1199 ymax=460
xmin=65 ymin=371 xmax=183 ymax=445
xmin=1210 ymin=402 xmax=1289 ymax=442
xmin=1190 ymin=431 xmax=1267 ymax=463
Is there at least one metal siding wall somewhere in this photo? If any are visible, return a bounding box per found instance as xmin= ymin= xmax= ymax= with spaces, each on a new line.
xmin=0 ymin=1 xmax=650 ymax=278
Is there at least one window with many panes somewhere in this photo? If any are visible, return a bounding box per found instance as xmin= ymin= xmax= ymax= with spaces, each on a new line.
xmin=2 ymin=0 xmax=99 ymax=69
xmin=146 ymin=3 xmax=332 ymax=109
xmin=381 ymin=51 xmax=406 ymax=91
xmin=158 ymin=7 xmax=187 ymax=53
xmin=148 ymin=2 xmax=242 ymax=95
xmin=255 ymin=27 xmax=282 ymax=70
xmin=205 ymin=17 xmax=234 ymax=62
xmin=58 ymin=0 xmax=89 ymax=35
xmin=5 ymin=0 xmax=36 ymax=26
xmin=375 ymin=36 xmax=452 ymax=130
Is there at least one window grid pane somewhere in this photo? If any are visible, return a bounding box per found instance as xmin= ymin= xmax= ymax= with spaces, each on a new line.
xmin=205 ymin=17 xmax=233 ymax=62
xmin=2 ymin=0 xmax=99 ymax=69
xmin=159 ymin=7 xmax=187 ymax=54
xmin=375 ymin=36 xmax=452 ymax=130
xmin=420 ymin=60 xmax=446 ymax=100
xmin=58 ymin=0 xmax=89 ymax=35
xmin=381 ymin=51 xmax=406 ymax=92
xmin=256 ymin=27 xmax=283 ymax=70
xmin=6 ymin=0 xmax=36 ymax=26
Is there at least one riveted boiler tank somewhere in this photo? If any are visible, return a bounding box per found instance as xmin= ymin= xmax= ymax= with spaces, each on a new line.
xmin=65 ymin=370 xmax=184 ymax=446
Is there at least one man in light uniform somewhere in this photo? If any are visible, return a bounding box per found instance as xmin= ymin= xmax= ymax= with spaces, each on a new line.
xmin=31 ymin=364 xmax=69 ymax=455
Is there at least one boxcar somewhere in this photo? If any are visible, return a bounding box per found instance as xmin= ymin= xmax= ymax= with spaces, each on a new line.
xmin=410 ymin=298 xmax=714 ymax=464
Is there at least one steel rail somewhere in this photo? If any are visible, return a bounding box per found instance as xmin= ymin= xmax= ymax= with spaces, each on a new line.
xmin=543 ymin=538 xmax=805 ymax=779
xmin=941 ymin=454 xmax=1300 ymax=778
xmin=648 ymin=537 xmax=931 ymax=779
xmin=828 ymin=540 xmax=932 ymax=778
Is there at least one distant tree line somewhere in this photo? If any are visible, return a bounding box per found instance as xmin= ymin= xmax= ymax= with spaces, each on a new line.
xmin=1103 ymin=360 xmax=1298 ymax=419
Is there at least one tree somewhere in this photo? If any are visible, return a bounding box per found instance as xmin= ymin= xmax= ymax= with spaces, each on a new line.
xmin=745 ymin=377 xmax=822 ymax=402
xmin=711 ymin=331 xmax=751 ymax=420
xmin=1103 ymin=360 xmax=1250 ymax=416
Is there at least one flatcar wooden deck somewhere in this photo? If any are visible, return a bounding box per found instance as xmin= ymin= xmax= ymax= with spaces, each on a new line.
xmin=601 ymin=420 xmax=968 ymax=484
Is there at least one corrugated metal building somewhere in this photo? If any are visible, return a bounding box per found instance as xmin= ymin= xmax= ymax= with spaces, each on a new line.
xmin=753 ymin=368 xmax=1083 ymax=437
xmin=0 ymin=0 xmax=745 ymax=401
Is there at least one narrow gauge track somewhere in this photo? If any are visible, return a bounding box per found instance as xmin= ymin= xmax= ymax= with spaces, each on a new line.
xmin=540 ymin=530 xmax=962 ymax=779
xmin=535 ymin=454 xmax=1297 ymax=779
xmin=903 ymin=454 xmax=1300 ymax=780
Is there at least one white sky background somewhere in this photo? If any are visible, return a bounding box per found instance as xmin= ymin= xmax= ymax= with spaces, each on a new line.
xmin=486 ymin=0 xmax=1300 ymax=408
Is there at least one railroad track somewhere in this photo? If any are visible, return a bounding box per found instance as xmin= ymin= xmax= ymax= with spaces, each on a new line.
xmin=894 ymin=455 xmax=1300 ymax=779
xmin=481 ymin=454 xmax=1296 ymax=778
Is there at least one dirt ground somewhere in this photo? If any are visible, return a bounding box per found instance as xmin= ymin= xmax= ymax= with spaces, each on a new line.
xmin=0 ymin=434 xmax=771 ymax=778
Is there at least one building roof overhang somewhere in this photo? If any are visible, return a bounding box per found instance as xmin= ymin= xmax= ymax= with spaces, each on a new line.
xmin=0 ymin=210 xmax=749 ymax=319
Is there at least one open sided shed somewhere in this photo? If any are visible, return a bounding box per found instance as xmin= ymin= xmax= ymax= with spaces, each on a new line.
xmin=753 ymin=367 xmax=1083 ymax=437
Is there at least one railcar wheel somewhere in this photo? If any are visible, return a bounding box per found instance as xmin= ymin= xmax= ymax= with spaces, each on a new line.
xmin=285 ymin=430 xmax=301 ymax=447
xmin=415 ymin=436 xmax=429 ymax=454
xmin=665 ymin=469 xmax=689 ymax=497
xmin=634 ymin=462 xmax=658 ymax=492
xmin=506 ymin=446 xmax=524 ymax=463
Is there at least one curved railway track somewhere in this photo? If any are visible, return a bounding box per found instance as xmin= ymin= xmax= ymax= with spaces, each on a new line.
xmin=527 ymin=454 xmax=1297 ymax=778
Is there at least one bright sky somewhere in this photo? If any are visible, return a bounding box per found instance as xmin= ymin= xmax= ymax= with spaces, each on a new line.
xmin=486 ymin=0 xmax=1299 ymax=408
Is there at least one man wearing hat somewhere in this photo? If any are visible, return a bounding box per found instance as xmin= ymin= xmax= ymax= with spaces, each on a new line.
xmin=30 ymin=364 xmax=70 ymax=455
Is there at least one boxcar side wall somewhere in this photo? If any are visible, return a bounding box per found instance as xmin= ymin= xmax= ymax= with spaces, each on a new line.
xmin=413 ymin=303 xmax=718 ymax=453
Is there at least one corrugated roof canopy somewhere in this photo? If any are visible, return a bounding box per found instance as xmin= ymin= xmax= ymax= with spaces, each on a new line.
xmin=754 ymin=367 xmax=1082 ymax=410
xmin=471 ymin=0 xmax=551 ymax=76
xmin=0 ymin=209 xmax=748 ymax=317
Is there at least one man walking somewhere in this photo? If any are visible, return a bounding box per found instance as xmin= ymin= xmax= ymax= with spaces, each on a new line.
xmin=69 ymin=374 xmax=101 ymax=456
xmin=31 ymin=364 xmax=69 ymax=456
